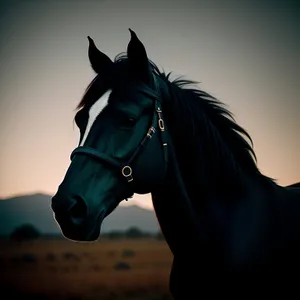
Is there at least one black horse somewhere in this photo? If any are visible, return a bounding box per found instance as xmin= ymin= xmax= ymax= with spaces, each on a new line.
xmin=52 ymin=29 xmax=300 ymax=298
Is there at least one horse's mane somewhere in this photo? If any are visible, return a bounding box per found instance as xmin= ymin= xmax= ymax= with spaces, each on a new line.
xmin=76 ymin=53 xmax=275 ymax=186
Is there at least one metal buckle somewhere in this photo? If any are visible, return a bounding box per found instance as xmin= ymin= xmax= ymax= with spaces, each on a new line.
xmin=147 ymin=127 xmax=156 ymax=139
xmin=158 ymin=119 xmax=165 ymax=131
xmin=156 ymin=107 xmax=165 ymax=131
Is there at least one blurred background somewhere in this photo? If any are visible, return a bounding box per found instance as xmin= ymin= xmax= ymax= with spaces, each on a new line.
xmin=0 ymin=0 xmax=299 ymax=299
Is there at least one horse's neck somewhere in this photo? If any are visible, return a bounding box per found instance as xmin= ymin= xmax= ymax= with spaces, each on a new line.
xmin=151 ymin=135 xmax=270 ymax=256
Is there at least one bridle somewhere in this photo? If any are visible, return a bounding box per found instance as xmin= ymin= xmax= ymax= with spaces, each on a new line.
xmin=70 ymin=76 xmax=168 ymax=185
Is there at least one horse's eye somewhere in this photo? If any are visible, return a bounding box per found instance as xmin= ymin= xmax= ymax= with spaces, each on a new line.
xmin=121 ymin=117 xmax=137 ymax=129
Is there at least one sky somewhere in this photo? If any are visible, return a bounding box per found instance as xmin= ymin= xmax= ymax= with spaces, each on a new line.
xmin=0 ymin=0 xmax=299 ymax=209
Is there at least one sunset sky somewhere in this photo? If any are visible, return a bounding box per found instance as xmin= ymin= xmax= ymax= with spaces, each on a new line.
xmin=0 ymin=0 xmax=299 ymax=209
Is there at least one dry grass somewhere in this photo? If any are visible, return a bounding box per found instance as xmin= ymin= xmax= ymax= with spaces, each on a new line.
xmin=0 ymin=238 xmax=174 ymax=299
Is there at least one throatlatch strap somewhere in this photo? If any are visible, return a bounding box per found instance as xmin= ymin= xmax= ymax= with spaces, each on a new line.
xmin=154 ymin=101 xmax=168 ymax=164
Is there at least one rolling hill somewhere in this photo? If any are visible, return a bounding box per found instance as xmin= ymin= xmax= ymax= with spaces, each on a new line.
xmin=0 ymin=193 xmax=160 ymax=236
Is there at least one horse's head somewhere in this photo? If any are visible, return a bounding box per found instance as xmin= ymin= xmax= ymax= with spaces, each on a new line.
xmin=51 ymin=30 xmax=168 ymax=241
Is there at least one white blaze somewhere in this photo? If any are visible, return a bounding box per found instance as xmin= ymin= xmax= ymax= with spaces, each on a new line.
xmin=80 ymin=89 xmax=112 ymax=146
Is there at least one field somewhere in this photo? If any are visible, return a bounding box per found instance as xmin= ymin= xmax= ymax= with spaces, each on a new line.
xmin=0 ymin=238 xmax=174 ymax=300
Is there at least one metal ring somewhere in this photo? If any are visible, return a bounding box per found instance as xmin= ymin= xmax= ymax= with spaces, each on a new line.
xmin=158 ymin=119 xmax=165 ymax=131
xmin=121 ymin=166 xmax=132 ymax=177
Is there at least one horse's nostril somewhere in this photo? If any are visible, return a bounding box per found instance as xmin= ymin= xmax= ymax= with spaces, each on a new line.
xmin=68 ymin=196 xmax=88 ymax=223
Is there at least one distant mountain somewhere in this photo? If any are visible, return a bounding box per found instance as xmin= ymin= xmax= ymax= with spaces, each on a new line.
xmin=0 ymin=193 xmax=160 ymax=236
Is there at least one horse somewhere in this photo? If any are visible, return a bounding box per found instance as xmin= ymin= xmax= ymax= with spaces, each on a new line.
xmin=51 ymin=29 xmax=300 ymax=298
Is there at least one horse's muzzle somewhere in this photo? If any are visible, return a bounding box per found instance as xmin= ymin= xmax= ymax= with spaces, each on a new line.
xmin=51 ymin=194 xmax=102 ymax=241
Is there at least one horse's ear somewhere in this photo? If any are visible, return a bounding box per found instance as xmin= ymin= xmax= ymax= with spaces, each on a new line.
xmin=127 ymin=29 xmax=152 ymax=84
xmin=87 ymin=36 xmax=113 ymax=74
